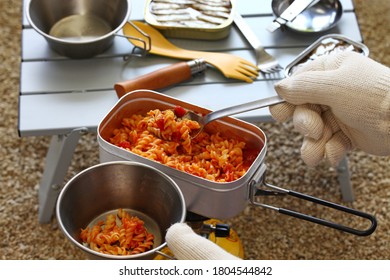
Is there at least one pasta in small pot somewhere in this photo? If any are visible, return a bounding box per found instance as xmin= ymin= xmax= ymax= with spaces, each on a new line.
xmin=80 ymin=209 xmax=155 ymax=256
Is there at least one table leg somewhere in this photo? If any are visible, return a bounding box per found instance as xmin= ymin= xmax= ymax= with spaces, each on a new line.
xmin=337 ymin=157 xmax=354 ymax=202
xmin=38 ymin=128 xmax=88 ymax=223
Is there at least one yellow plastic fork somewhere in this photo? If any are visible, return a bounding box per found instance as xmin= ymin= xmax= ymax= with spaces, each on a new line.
xmin=123 ymin=21 xmax=259 ymax=83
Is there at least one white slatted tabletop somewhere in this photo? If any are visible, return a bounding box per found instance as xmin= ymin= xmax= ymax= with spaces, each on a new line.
xmin=19 ymin=0 xmax=360 ymax=136
xmin=19 ymin=0 xmax=359 ymax=222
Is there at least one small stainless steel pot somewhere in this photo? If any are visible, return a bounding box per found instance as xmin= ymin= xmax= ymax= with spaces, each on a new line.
xmin=56 ymin=161 xmax=186 ymax=259
xmin=26 ymin=0 xmax=133 ymax=58
xmin=271 ymin=0 xmax=343 ymax=33
xmin=97 ymin=90 xmax=377 ymax=236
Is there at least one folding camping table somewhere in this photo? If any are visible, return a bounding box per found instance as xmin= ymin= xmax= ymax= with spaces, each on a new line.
xmin=19 ymin=0 xmax=360 ymax=223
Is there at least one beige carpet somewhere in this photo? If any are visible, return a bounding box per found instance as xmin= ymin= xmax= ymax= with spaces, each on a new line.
xmin=1 ymin=0 xmax=389 ymax=259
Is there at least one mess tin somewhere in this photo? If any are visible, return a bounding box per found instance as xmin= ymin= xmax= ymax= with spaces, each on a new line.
xmin=285 ymin=34 xmax=369 ymax=76
xmin=98 ymin=90 xmax=376 ymax=236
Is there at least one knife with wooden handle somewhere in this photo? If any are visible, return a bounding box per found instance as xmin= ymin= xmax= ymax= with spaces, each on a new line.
xmin=114 ymin=58 xmax=206 ymax=98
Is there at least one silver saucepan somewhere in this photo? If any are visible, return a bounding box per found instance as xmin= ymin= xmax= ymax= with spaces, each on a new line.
xmin=26 ymin=0 xmax=147 ymax=58
xmin=271 ymin=0 xmax=343 ymax=33
xmin=56 ymin=161 xmax=186 ymax=259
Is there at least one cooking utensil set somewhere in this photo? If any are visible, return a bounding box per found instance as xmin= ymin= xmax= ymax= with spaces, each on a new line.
xmin=123 ymin=21 xmax=260 ymax=83
xmin=124 ymin=19 xmax=284 ymax=81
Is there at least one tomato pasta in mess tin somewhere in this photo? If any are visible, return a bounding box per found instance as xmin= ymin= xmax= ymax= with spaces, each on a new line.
xmin=108 ymin=106 xmax=258 ymax=182
xmin=97 ymin=90 xmax=267 ymax=219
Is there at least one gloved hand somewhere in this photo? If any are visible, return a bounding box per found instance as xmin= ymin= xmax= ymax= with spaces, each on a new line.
xmin=165 ymin=223 xmax=240 ymax=260
xmin=270 ymin=51 xmax=390 ymax=167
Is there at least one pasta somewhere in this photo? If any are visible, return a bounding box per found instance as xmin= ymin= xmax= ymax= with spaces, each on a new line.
xmin=80 ymin=209 xmax=154 ymax=256
xmin=109 ymin=106 xmax=258 ymax=182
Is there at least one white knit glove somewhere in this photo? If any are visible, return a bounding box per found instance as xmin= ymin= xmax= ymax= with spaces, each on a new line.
xmin=165 ymin=223 xmax=240 ymax=260
xmin=270 ymin=51 xmax=390 ymax=167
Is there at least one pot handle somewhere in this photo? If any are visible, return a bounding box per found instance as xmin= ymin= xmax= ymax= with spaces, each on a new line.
xmin=115 ymin=21 xmax=151 ymax=59
xmin=249 ymin=175 xmax=377 ymax=236
xmin=155 ymin=249 xmax=176 ymax=260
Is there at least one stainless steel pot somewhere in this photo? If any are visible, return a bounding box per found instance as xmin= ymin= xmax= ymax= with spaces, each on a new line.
xmin=56 ymin=161 xmax=186 ymax=259
xmin=97 ymin=90 xmax=377 ymax=236
xmin=271 ymin=0 xmax=343 ymax=33
xmin=26 ymin=0 xmax=133 ymax=58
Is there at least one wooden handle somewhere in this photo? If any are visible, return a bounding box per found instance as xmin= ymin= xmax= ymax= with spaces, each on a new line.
xmin=114 ymin=61 xmax=192 ymax=98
